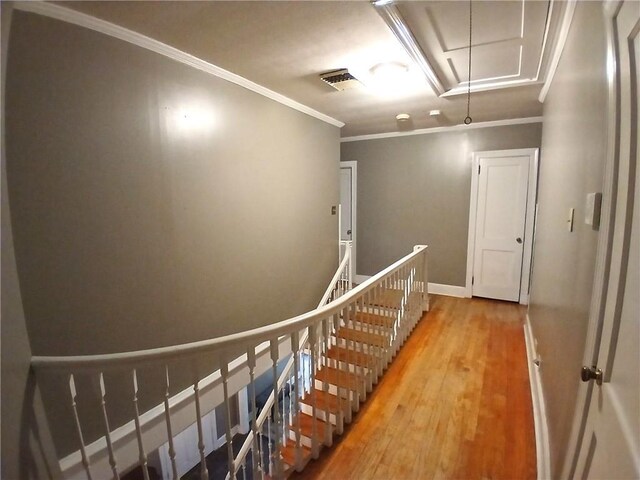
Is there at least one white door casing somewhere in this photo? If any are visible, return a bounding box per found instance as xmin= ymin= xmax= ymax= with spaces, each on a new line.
xmin=340 ymin=161 xmax=357 ymax=271
xmin=339 ymin=167 xmax=352 ymax=240
xmin=568 ymin=2 xmax=640 ymax=478
xmin=467 ymin=149 xmax=539 ymax=303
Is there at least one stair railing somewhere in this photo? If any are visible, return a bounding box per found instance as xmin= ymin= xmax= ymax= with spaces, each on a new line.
xmin=31 ymin=243 xmax=427 ymax=480
xmin=227 ymin=241 xmax=353 ymax=479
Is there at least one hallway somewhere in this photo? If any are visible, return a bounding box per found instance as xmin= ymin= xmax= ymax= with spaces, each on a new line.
xmin=292 ymin=295 xmax=536 ymax=479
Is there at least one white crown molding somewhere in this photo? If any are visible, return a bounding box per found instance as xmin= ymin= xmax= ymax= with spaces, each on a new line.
xmin=13 ymin=1 xmax=345 ymax=128
xmin=341 ymin=116 xmax=543 ymax=143
xmin=538 ymin=0 xmax=578 ymax=103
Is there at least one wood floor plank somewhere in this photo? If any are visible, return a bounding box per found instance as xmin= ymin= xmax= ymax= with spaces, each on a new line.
xmin=292 ymin=295 xmax=536 ymax=480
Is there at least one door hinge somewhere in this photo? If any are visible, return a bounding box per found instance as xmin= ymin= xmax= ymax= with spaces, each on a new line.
xmin=478 ymin=165 xmax=481 ymax=175
xmin=472 ymin=276 xmax=474 ymax=285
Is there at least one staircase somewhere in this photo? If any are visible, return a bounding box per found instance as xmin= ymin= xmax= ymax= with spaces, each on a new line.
xmin=278 ymin=290 xmax=424 ymax=475
xmin=30 ymin=243 xmax=428 ymax=480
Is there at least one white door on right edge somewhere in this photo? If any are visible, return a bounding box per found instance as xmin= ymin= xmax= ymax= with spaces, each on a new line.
xmin=472 ymin=154 xmax=529 ymax=302
xmin=574 ymin=3 xmax=639 ymax=478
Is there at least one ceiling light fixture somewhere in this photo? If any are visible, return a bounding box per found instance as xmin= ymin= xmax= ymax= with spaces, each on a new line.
xmin=371 ymin=0 xmax=394 ymax=6
xmin=367 ymin=62 xmax=422 ymax=97
xmin=464 ymin=0 xmax=473 ymax=125
xmin=372 ymin=2 xmax=445 ymax=96
xmin=396 ymin=113 xmax=411 ymax=121
xmin=371 ymin=62 xmax=408 ymax=82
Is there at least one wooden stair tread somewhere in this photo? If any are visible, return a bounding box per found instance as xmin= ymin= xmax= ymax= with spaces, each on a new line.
xmin=368 ymin=289 xmax=423 ymax=310
xmin=315 ymin=366 xmax=361 ymax=390
xmin=327 ymin=346 xmax=377 ymax=368
xmin=336 ymin=327 xmax=387 ymax=347
xmin=371 ymin=289 xmax=404 ymax=309
xmin=289 ymin=412 xmax=331 ymax=439
xmin=352 ymin=311 xmax=395 ymax=328
xmin=300 ymin=388 xmax=344 ymax=413
xmin=280 ymin=442 xmax=312 ymax=467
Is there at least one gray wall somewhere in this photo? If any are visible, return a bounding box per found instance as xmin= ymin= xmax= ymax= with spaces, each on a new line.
xmin=528 ymin=2 xmax=607 ymax=477
xmin=2 ymin=4 xmax=61 ymax=479
xmin=341 ymin=123 xmax=542 ymax=285
xmin=3 ymin=11 xmax=339 ymax=466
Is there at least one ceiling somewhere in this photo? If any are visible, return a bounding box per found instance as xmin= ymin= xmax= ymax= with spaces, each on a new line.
xmin=57 ymin=0 xmax=566 ymax=138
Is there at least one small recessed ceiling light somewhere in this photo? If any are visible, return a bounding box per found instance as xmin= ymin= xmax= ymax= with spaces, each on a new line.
xmin=372 ymin=0 xmax=394 ymax=6
xmin=429 ymin=110 xmax=441 ymax=117
xmin=396 ymin=113 xmax=411 ymax=121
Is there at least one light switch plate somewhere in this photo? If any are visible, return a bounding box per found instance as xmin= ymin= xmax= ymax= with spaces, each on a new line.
xmin=585 ymin=192 xmax=602 ymax=230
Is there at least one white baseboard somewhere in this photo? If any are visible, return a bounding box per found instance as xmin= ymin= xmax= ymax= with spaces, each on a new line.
xmin=524 ymin=314 xmax=551 ymax=480
xmin=427 ymin=283 xmax=466 ymax=297
xmin=354 ymin=276 xmax=465 ymax=299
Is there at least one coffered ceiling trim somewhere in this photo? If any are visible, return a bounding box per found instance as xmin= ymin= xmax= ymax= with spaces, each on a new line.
xmin=341 ymin=116 xmax=543 ymax=143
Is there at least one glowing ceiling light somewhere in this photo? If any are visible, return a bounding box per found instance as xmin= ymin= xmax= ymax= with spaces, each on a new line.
xmin=365 ymin=62 xmax=425 ymax=97
xmin=371 ymin=62 xmax=408 ymax=82
xmin=371 ymin=0 xmax=394 ymax=6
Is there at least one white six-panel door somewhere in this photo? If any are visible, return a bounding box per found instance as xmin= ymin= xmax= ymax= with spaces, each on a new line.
xmin=471 ymin=151 xmax=532 ymax=302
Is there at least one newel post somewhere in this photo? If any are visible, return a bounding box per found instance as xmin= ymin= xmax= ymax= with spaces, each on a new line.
xmin=347 ymin=241 xmax=353 ymax=289
xmin=413 ymin=245 xmax=429 ymax=312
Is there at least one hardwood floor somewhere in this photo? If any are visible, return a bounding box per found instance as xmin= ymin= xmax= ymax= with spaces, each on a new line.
xmin=291 ymin=295 xmax=536 ymax=480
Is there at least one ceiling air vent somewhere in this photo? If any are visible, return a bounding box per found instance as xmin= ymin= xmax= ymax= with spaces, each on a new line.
xmin=320 ymin=69 xmax=362 ymax=91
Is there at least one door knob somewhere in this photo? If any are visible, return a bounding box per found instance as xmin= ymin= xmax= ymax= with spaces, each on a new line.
xmin=581 ymin=366 xmax=603 ymax=385
xmin=516 ymin=237 xmax=523 ymax=244
xmin=347 ymin=229 xmax=352 ymax=235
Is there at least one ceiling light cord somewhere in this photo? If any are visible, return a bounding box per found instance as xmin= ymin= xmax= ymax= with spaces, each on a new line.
xmin=464 ymin=0 xmax=473 ymax=125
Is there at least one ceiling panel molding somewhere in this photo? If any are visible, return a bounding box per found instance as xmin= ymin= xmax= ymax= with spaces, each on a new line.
xmin=13 ymin=1 xmax=345 ymax=128
xmin=341 ymin=116 xmax=543 ymax=143
xmin=390 ymin=0 xmax=553 ymax=96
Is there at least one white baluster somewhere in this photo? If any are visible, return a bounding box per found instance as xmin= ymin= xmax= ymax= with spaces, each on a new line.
xmin=267 ymin=414 xmax=273 ymax=475
xmin=192 ymin=376 xmax=209 ymax=480
xmin=97 ymin=373 xmax=119 ymax=479
xmin=163 ymin=366 xmax=178 ymax=480
xmin=322 ymin=317 xmax=335 ymax=442
xmin=257 ymin=429 xmax=265 ymax=479
xmin=270 ymin=339 xmax=283 ymax=477
xmin=291 ymin=331 xmax=302 ymax=470
xmin=131 ymin=370 xmax=150 ymax=480
xmin=308 ymin=324 xmax=319 ymax=458
xmin=282 ymin=374 xmax=287 ymax=447
xmin=220 ymin=360 xmax=234 ymax=480
xmin=369 ymin=286 xmax=376 ymax=375
xmin=69 ymin=374 xmax=93 ymax=480
xmin=347 ymin=302 xmax=367 ymax=411
xmin=247 ymin=347 xmax=260 ymax=479
xmin=338 ymin=307 xmax=358 ymax=423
